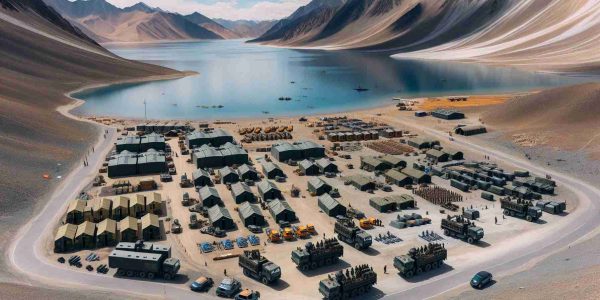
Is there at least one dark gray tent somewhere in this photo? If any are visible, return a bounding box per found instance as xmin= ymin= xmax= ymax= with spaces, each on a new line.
xmin=268 ymin=200 xmax=296 ymax=223
xmin=198 ymin=186 xmax=222 ymax=207
xmin=230 ymin=182 xmax=256 ymax=204
xmin=299 ymin=160 xmax=319 ymax=176
xmin=307 ymin=177 xmax=332 ymax=196
xmin=318 ymin=194 xmax=346 ymax=217
xmin=218 ymin=166 xmax=240 ymax=184
xmin=238 ymin=202 xmax=264 ymax=227
xmin=107 ymin=151 xmax=137 ymax=178
xmin=315 ymin=158 xmax=338 ymax=173
xmin=257 ymin=180 xmax=282 ymax=201
xmin=208 ymin=205 xmax=234 ymax=230
xmin=261 ymin=161 xmax=285 ymax=179
xmin=237 ymin=164 xmax=259 ymax=181
xmin=137 ymin=149 xmax=167 ymax=174
xmin=192 ymin=168 xmax=213 ymax=187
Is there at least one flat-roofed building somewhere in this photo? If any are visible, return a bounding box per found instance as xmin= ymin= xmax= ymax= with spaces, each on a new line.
xmin=431 ymin=109 xmax=465 ymax=120
xmin=455 ymin=125 xmax=486 ymax=136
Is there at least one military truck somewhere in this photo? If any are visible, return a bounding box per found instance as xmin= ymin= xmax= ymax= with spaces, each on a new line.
xmin=500 ymin=197 xmax=542 ymax=222
xmin=292 ymin=238 xmax=344 ymax=271
xmin=109 ymin=241 xmax=180 ymax=280
xmin=394 ymin=243 xmax=447 ymax=278
xmin=441 ymin=215 xmax=484 ymax=244
xmin=239 ymin=250 xmax=281 ymax=285
xmin=334 ymin=219 xmax=372 ymax=250
xmin=318 ymin=264 xmax=377 ymax=300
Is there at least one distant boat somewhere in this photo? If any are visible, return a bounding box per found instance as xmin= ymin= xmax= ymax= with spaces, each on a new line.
xmin=262 ymin=111 xmax=270 ymax=114
xmin=278 ymin=97 xmax=285 ymax=100
xmin=290 ymin=81 xmax=295 ymax=84
xmin=285 ymin=97 xmax=291 ymax=101
xmin=354 ymin=86 xmax=369 ymax=92
xmin=217 ymin=105 xmax=224 ymax=108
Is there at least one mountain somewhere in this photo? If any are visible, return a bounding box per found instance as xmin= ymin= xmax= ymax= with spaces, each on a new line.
xmin=0 ymin=1 xmax=181 ymax=293
xmin=44 ymin=0 xmax=223 ymax=42
xmin=215 ymin=19 xmax=277 ymax=38
xmin=251 ymin=0 xmax=600 ymax=73
xmin=184 ymin=12 xmax=241 ymax=39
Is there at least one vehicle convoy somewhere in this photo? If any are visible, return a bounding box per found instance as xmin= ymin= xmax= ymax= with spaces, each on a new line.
xmin=239 ymin=250 xmax=281 ymax=285
xmin=500 ymin=197 xmax=542 ymax=222
xmin=441 ymin=215 xmax=484 ymax=244
xmin=334 ymin=219 xmax=372 ymax=250
xmin=292 ymin=238 xmax=344 ymax=271
xmin=394 ymin=243 xmax=447 ymax=278
xmin=318 ymin=264 xmax=377 ymax=300
xmin=109 ymin=240 xmax=180 ymax=280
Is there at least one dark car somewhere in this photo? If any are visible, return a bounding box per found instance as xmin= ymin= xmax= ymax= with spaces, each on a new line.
xmin=470 ymin=271 xmax=493 ymax=289
xmin=190 ymin=276 xmax=213 ymax=292
xmin=216 ymin=277 xmax=242 ymax=298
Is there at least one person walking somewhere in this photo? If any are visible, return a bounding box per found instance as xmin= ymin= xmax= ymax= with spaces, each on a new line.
xmin=224 ymin=269 xmax=227 ymax=276
xmin=495 ymin=216 xmax=498 ymax=224
xmin=384 ymin=265 xmax=387 ymax=274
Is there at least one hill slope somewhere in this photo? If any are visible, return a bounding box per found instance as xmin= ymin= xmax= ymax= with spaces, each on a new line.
xmin=0 ymin=0 xmax=183 ymax=285
xmin=184 ymin=12 xmax=241 ymax=39
xmin=44 ymin=0 xmax=223 ymax=42
xmin=252 ymin=0 xmax=600 ymax=72
xmin=214 ymin=19 xmax=277 ymax=38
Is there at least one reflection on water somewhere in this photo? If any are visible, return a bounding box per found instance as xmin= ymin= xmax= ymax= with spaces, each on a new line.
xmin=73 ymin=40 xmax=594 ymax=119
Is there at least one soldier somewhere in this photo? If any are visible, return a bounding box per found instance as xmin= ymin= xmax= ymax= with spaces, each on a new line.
xmin=384 ymin=265 xmax=387 ymax=274
xmin=224 ymin=269 xmax=227 ymax=276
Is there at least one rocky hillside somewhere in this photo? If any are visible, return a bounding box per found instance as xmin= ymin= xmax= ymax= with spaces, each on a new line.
xmin=214 ymin=19 xmax=277 ymax=38
xmin=252 ymin=0 xmax=600 ymax=72
xmin=44 ymin=0 xmax=223 ymax=42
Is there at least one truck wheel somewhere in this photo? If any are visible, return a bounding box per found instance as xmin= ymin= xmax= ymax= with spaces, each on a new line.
xmin=164 ymin=273 xmax=172 ymax=280
xmin=126 ymin=271 xmax=134 ymax=277
xmin=424 ymin=264 xmax=431 ymax=272
xmin=301 ymin=265 xmax=309 ymax=271
xmin=416 ymin=268 xmax=422 ymax=275
xmin=147 ymin=273 xmax=155 ymax=280
xmin=404 ymin=271 xmax=413 ymax=278
xmin=139 ymin=271 xmax=146 ymax=278
xmin=510 ymin=211 xmax=515 ymax=217
xmin=319 ymin=260 xmax=324 ymax=267
xmin=326 ymin=258 xmax=332 ymax=265
xmin=244 ymin=269 xmax=250 ymax=276
xmin=116 ymin=270 xmax=125 ymax=277
xmin=443 ymin=229 xmax=450 ymax=236
xmin=343 ymin=292 xmax=350 ymax=299
xmin=354 ymin=243 xmax=361 ymax=250
xmin=467 ymin=237 xmax=474 ymax=244
xmin=526 ymin=215 xmax=533 ymax=222
xmin=503 ymin=210 xmax=509 ymax=216
xmin=311 ymin=262 xmax=318 ymax=269
xmin=261 ymin=277 xmax=269 ymax=285
xmin=358 ymin=287 xmax=365 ymax=294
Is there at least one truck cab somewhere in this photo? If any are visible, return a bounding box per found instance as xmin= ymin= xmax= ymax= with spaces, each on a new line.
xmin=356 ymin=231 xmax=372 ymax=249
xmin=468 ymin=226 xmax=484 ymax=241
xmin=262 ymin=262 xmax=281 ymax=283
xmin=527 ymin=206 xmax=542 ymax=221
xmin=291 ymin=249 xmax=309 ymax=266
xmin=393 ymin=255 xmax=414 ymax=277
xmin=163 ymin=258 xmax=181 ymax=280
xmin=319 ymin=278 xmax=340 ymax=300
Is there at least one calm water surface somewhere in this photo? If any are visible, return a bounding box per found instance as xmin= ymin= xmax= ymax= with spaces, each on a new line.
xmin=74 ymin=40 xmax=595 ymax=119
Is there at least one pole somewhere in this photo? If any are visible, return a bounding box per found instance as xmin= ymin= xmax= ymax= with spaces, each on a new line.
xmin=144 ymin=99 xmax=147 ymax=120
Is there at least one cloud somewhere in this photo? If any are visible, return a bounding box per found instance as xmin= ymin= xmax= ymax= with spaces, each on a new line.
xmin=105 ymin=0 xmax=310 ymax=20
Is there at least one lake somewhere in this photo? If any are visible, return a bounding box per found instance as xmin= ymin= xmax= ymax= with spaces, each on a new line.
xmin=73 ymin=40 xmax=595 ymax=120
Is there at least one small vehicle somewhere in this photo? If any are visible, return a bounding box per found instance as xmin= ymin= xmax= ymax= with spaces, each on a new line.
xmin=190 ymin=276 xmax=214 ymax=292
xmin=216 ymin=277 xmax=242 ymax=298
xmin=201 ymin=226 xmax=226 ymax=237
xmin=247 ymin=225 xmax=262 ymax=234
xmin=189 ymin=213 xmax=199 ymax=229
xmin=470 ymin=271 xmax=493 ymax=289
xmin=234 ymin=289 xmax=260 ymax=300
xmin=171 ymin=219 xmax=182 ymax=234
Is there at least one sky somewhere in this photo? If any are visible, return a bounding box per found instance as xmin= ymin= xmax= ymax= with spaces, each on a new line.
xmin=105 ymin=0 xmax=310 ymax=20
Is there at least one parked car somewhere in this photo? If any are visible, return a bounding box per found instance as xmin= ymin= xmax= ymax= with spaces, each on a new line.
xmin=247 ymin=225 xmax=262 ymax=234
xmin=216 ymin=277 xmax=242 ymax=298
xmin=470 ymin=271 xmax=493 ymax=289
xmin=234 ymin=289 xmax=260 ymax=300
xmin=190 ymin=276 xmax=214 ymax=292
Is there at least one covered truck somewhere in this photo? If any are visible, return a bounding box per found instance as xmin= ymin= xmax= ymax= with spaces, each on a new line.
xmin=394 ymin=243 xmax=447 ymax=278
xmin=109 ymin=240 xmax=180 ymax=280
xmin=334 ymin=219 xmax=372 ymax=250
xmin=292 ymin=238 xmax=344 ymax=271
xmin=239 ymin=250 xmax=281 ymax=285
xmin=501 ymin=197 xmax=542 ymax=222
xmin=441 ymin=215 xmax=484 ymax=244
xmin=319 ymin=264 xmax=377 ymax=300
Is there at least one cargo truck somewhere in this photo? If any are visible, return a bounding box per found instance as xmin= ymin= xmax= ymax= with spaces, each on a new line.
xmin=500 ymin=197 xmax=542 ymax=222
xmin=441 ymin=215 xmax=484 ymax=244
xmin=239 ymin=250 xmax=281 ymax=285
xmin=109 ymin=241 xmax=180 ymax=280
xmin=292 ymin=238 xmax=344 ymax=271
xmin=334 ymin=219 xmax=372 ymax=250
xmin=318 ymin=264 xmax=377 ymax=300
xmin=394 ymin=243 xmax=447 ymax=278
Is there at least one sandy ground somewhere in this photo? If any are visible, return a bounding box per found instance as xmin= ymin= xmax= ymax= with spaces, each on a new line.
xmin=43 ymin=93 xmax=582 ymax=299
